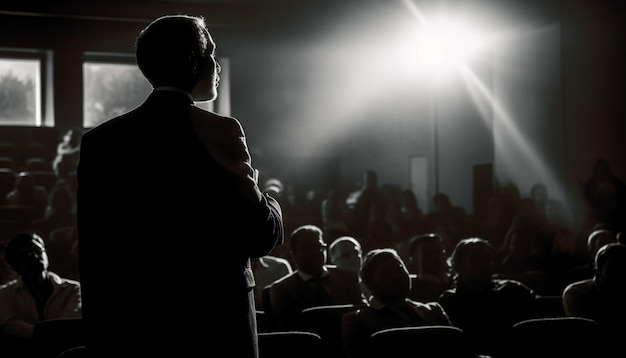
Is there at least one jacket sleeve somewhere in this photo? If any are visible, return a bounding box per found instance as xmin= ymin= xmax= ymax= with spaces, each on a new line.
xmin=190 ymin=108 xmax=285 ymax=255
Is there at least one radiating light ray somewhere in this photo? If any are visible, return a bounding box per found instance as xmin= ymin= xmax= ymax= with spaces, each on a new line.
xmin=401 ymin=0 xmax=570 ymax=217
xmin=456 ymin=62 xmax=568 ymax=205
xmin=402 ymin=0 xmax=430 ymax=27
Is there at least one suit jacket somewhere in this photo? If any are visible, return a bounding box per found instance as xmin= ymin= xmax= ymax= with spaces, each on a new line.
xmin=76 ymin=90 xmax=284 ymax=357
xmin=0 ymin=272 xmax=82 ymax=338
xmin=268 ymin=265 xmax=365 ymax=330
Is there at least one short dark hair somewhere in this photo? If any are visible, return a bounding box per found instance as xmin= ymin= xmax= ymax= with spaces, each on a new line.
xmin=329 ymin=236 xmax=361 ymax=256
xmin=289 ymin=225 xmax=323 ymax=252
xmin=135 ymin=14 xmax=212 ymax=89
xmin=5 ymin=232 xmax=45 ymax=268
xmin=449 ymin=237 xmax=494 ymax=273
xmin=360 ymin=248 xmax=403 ymax=289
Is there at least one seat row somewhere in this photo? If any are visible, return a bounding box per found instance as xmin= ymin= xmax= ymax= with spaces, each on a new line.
xmin=30 ymin=314 xmax=604 ymax=358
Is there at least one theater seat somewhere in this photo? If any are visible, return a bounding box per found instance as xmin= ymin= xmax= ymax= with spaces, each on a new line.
xmin=258 ymin=331 xmax=323 ymax=358
xmin=368 ymin=325 xmax=478 ymax=358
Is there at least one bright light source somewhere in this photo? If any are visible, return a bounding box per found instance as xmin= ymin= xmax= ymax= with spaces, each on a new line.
xmin=415 ymin=17 xmax=488 ymax=75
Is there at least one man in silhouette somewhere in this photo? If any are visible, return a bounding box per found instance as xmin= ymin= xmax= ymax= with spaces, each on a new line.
xmin=77 ymin=15 xmax=284 ymax=358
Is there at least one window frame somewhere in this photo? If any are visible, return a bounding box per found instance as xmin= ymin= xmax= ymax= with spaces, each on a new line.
xmin=0 ymin=48 xmax=51 ymax=127
xmin=82 ymin=51 xmax=152 ymax=129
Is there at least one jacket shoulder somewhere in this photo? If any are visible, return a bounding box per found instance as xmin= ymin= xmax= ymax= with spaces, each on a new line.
xmin=190 ymin=106 xmax=242 ymax=133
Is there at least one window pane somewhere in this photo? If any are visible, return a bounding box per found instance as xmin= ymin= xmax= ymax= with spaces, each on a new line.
xmin=0 ymin=58 xmax=41 ymax=126
xmin=83 ymin=62 xmax=152 ymax=128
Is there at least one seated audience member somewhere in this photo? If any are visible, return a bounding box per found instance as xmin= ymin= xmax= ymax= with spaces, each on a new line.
xmin=329 ymin=236 xmax=363 ymax=273
xmin=563 ymin=243 xmax=626 ymax=334
xmin=0 ymin=232 xmax=82 ymax=358
xmin=565 ymin=228 xmax=617 ymax=285
xmin=406 ymin=233 xmax=453 ymax=302
xmin=5 ymin=172 xmax=49 ymax=220
xmin=494 ymin=223 xmax=557 ymax=295
xmin=268 ymin=225 xmax=365 ymax=330
xmin=251 ymin=255 xmax=293 ymax=311
xmin=52 ymin=128 xmax=82 ymax=179
xmin=342 ymin=248 xmax=451 ymax=358
xmin=438 ymin=237 xmax=536 ymax=357
xmin=496 ymin=226 xmax=544 ymax=275
xmin=581 ymin=158 xmax=626 ymax=234
xmin=328 ymin=236 xmax=370 ymax=299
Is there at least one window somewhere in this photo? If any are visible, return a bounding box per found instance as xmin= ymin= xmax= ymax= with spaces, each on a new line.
xmin=83 ymin=53 xmax=152 ymax=128
xmin=0 ymin=50 xmax=47 ymax=126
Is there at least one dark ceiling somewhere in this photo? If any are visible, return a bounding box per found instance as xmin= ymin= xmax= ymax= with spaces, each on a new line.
xmin=0 ymin=0 xmax=567 ymax=27
xmin=0 ymin=0 xmax=298 ymax=26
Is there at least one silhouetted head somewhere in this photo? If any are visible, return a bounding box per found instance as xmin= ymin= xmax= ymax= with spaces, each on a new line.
xmin=47 ymin=183 xmax=75 ymax=214
xmin=5 ymin=232 xmax=49 ymax=282
xmin=408 ymin=233 xmax=449 ymax=275
xmin=432 ymin=193 xmax=452 ymax=213
xmin=136 ymin=14 xmax=220 ymax=101
xmin=289 ymin=225 xmax=327 ymax=277
xmin=399 ymin=189 xmax=419 ymax=212
xmin=594 ymin=243 xmax=626 ymax=296
xmin=587 ymin=229 xmax=617 ymax=260
xmin=360 ymin=248 xmax=411 ymax=303
xmin=449 ymin=237 xmax=496 ymax=286
xmin=329 ymin=236 xmax=363 ymax=273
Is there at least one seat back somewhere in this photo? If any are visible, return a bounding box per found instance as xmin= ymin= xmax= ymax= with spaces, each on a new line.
xmin=24 ymin=157 xmax=53 ymax=172
xmin=299 ymin=303 xmax=364 ymax=358
xmin=57 ymin=346 xmax=88 ymax=358
xmin=506 ymin=317 xmax=603 ymax=358
xmin=368 ymin=325 xmax=477 ymax=358
xmin=258 ymin=331 xmax=323 ymax=358
xmin=0 ymin=142 xmax=18 ymax=163
xmin=0 ymin=156 xmax=15 ymax=171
